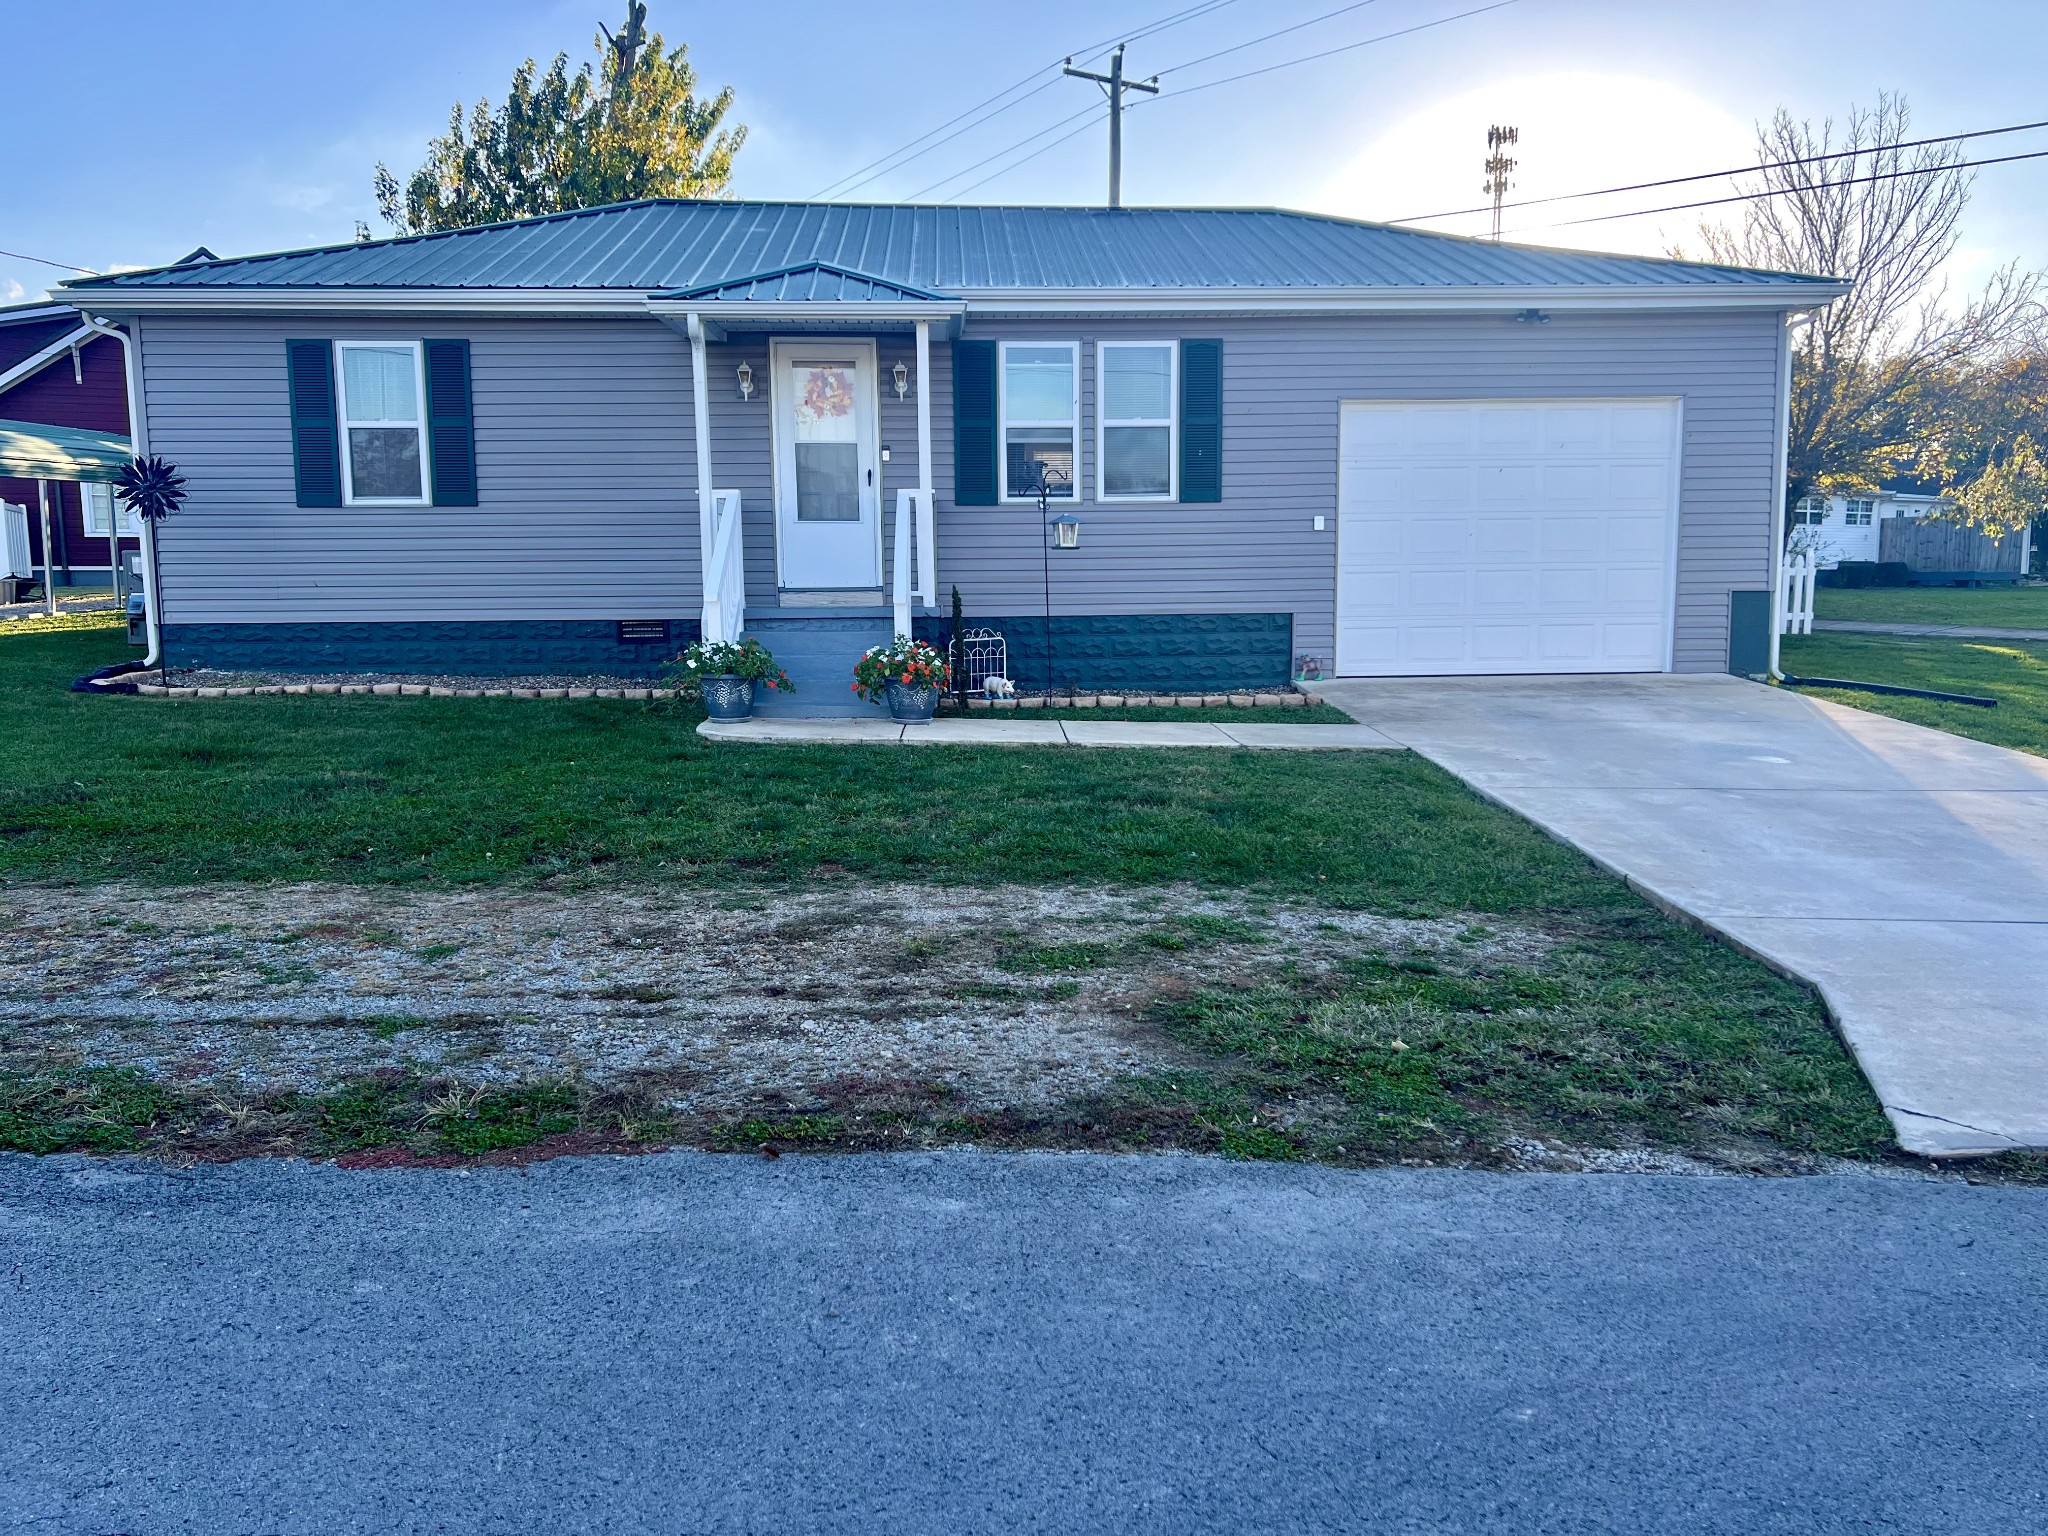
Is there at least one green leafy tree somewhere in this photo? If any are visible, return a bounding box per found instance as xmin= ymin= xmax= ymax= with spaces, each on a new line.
xmin=1906 ymin=346 xmax=2048 ymax=539
xmin=374 ymin=4 xmax=745 ymax=234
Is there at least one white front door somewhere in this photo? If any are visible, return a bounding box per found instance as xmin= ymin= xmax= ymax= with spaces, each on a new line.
xmin=1335 ymin=398 xmax=1682 ymax=677
xmin=773 ymin=341 xmax=882 ymax=590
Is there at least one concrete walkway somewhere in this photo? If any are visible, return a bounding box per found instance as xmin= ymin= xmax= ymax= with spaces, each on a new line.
xmin=1814 ymin=618 xmax=2048 ymax=642
xmin=1318 ymin=673 xmax=2048 ymax=1158
xmin=698 ymin=716 xmax=1401 ymax=749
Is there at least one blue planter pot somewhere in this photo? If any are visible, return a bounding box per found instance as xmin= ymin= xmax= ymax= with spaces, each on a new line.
xmin=886 ymin=680 xmax=938 ymax=724
xmin=701 ymin=674 xmax=754 ymax=721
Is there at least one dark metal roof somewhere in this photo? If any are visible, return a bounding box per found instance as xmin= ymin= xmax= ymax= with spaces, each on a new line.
xmin=63 ymin=202 xmax=1842 ymax=295
xmin=655 ymin=260 xmax=957 ymax=304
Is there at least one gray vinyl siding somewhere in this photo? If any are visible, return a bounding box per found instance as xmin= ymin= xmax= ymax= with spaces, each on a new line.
xmin=136 ymin=307 xmax=1781 ymax=673
xmin=138 ymin=315 xmax=700 ymax=625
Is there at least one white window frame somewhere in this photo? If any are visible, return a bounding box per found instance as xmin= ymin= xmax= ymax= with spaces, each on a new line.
xmin=1095 ymin=339 xmax=1179 ymax=503
xmin=81 ymin=481 xmax=141 ymax=537
xmin=998 ymin=339 xmax=1080 ymax=503
xmin=335 ymin=339 xmax=431 ymax=507
xmin=1843 ymin=498 xmax=1874 ymax=526
xmin=1794 ymin=497 xmax=1829 ymax=526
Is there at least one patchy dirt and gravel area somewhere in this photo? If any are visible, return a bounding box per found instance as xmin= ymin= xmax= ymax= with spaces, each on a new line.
xmin=0 ymin=881 xmax=1542 ymax=1116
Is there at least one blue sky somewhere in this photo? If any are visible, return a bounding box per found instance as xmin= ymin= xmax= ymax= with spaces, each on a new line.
xmin=3 ymin=0 xmax=2043 ymax=302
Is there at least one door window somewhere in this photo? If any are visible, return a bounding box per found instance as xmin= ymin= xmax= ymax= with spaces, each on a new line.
xmin=790 ymin=364 xmax=861 ymax=522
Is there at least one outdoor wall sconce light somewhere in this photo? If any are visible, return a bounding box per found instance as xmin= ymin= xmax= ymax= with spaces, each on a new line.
xmin=736 ymin=360 xmax=755 ymax=400
xmin=1050 ymin=514 xmax=1081 ymax=549
xmin=893 ymin=360 xmax=910 ymax=399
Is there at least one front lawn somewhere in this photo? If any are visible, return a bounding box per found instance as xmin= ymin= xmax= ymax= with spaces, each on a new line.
xmin=1 ymin=616 xmax=1935 ymax=1174
xmin=1780 ymin=631 xmax=2048 ymax=757
xmin=1816 ymin=584 xmax=2048 ymax=628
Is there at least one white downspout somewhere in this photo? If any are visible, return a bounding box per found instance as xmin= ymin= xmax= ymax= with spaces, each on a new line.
xmin=1768 ymin=310 xmax=1812 ymax=681
xmin=76 ymin=314 xmax=160 ymax=667
xmin=686 ymin=313 xmax=715 ymax=587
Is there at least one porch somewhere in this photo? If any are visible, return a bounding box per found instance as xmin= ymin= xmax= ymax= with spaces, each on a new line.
xmin=653 ymin=265 xmax=960 ymax=716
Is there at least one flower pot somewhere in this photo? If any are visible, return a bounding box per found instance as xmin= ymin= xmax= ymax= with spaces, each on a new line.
xmin=885 ymin=680 xmax=938 ymax=724
xmin=700 ymin=674 xmax=755 ymax=721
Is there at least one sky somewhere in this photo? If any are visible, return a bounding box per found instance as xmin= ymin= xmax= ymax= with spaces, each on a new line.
xmin=3 ymin=0 xmax=2044 ymax=304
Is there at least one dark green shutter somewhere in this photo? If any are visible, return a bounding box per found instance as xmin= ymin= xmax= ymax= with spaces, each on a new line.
xmin=286 ymin=339 xmax=341 ymax=508
xmin=424 ymin=338 xmax=477 ymax=507
xmin=1179 ymin=338 xmax=1223 ymax=503
xmin=952 ymin=339 xmax=998 ymax=505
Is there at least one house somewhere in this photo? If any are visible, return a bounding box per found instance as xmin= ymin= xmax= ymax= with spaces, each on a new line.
xmin=1794 ymin=484 xmax=2034 ymax=583
xmin=0 ymin=300 xmax=138 ymax=596
xmin=54 ymin=201 xmax=1845 ymax=709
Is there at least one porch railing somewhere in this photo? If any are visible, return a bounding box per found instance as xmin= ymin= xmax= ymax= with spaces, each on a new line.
xmin=892 ymin=487 xmax=936 ymax=639
xmin=1780 ymin=548 xmax=1815 ymax=636
xmin=702 ymin=488 xmax=745 ymax=646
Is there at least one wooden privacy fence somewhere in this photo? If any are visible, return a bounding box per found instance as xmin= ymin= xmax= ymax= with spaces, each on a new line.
xmin=1879 ymin=516 xmax=2026 ymax=575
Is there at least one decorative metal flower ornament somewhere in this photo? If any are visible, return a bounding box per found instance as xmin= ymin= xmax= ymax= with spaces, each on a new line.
xmin=115 ymin=455 xmax=188 ymax=524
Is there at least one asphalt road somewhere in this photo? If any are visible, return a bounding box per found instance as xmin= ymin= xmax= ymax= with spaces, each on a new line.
xmin=3 ymin=1151 xmax=2044 ymax=1535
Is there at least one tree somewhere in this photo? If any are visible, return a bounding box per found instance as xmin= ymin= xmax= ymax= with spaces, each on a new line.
xmin=1906 ymin=343 xmax=2048 ymax=538
xmin=1682 ymin=94 xmax=2043 ymax=525
xmin=374 ymin=4 xmax=745 ymax=235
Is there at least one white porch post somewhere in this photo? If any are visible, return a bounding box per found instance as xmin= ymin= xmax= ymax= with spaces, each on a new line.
xmin=38 ymin=480 xmax=55 ymax=617
xmin=687 ymin=313 xmax=715 ymax=581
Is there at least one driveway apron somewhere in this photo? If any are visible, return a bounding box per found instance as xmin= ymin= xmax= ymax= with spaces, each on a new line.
xmin=1320 ymin=673 xmax=2048 ymax=1157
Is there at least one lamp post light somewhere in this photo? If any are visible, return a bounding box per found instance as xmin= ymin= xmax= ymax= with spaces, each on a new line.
xmin=1050 ymin=514 xmax=1081 ymax=549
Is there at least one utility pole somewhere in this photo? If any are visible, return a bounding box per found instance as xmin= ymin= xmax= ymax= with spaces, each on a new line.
xmin=1063 ymin=45 xmax=1159 ymax=208
xmin=1483 ymin=125 xmax=1518 ymax=241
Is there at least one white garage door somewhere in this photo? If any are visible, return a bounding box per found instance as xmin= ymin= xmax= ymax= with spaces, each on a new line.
xmin=1336 ymin=399 xmax=1681 ymax=677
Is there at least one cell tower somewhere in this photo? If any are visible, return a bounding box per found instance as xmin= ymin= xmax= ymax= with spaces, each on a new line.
xmin=1484 ymin=125 xmax=1519 ymax=241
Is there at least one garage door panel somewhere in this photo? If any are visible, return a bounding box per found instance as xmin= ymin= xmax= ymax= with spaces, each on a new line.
xmin=1472 ymin=568 xmax=1536 ymax=608
xmin=1337 ymin=398 xmax=1678 ymax=678
xmin=1540 ymin=517 xmax=1603 ymax=558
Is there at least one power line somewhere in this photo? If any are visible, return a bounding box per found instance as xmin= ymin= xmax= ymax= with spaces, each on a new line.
xmin=0 ymin=247 xmax=95 ymax=275
xmin=1151 ymin=0 xmax=1386 ymax=78
xmin=935 ymin=0 xmax=1518 ymax=204
xmin=1392 ymin=116 xmax=2048 ymax=224
xmin=908 ymin=105 xmax=1104 ymax=202
xmin=1156 ymin=1 xmax=1519 ymax=102
xmin=808 ymin=0 xmax=1248 ymax=199
xmin=1501 ymin=146 xmax=2048 ymax=236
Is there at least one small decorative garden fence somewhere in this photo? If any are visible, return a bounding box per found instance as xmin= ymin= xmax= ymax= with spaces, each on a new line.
xmin=1780 ymin=549 xmax=1815 ymax=635
xmin=957 ymin=627 xmax=1010 ymax=694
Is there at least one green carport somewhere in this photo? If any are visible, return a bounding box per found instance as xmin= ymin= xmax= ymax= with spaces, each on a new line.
xmin=0 ymin=418 xmax=133 ymax=617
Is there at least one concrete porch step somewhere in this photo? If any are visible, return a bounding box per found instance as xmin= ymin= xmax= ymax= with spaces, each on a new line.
xmin=743 ymin=613 xmax=893 ymax=718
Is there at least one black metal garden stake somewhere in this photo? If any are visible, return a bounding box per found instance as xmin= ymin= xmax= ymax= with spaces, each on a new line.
xmin=115 ymin=455 xmax=188 ymax=685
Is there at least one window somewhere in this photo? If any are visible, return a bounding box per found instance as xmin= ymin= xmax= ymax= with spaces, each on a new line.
xmin=1000 ymin=341 xmax=1077 ymax=499
xmin=81 ymin=482 xmax=140 ymax=537
xmin=1794 ymin=497 xmax=1829 ymax=526
xmin=1097 ymin=341 xmax=1177 ymax=500
xmin=1843 ymin=498 xmax=1875 ymax=526
xmin=336 ymin=341 xmax=428 ymax=505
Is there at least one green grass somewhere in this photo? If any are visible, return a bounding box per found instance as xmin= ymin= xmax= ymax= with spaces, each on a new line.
xmin=0 ymin=621 xmax=1619 ymax=916
xmin=6 ymin=616 xmax=1995 ymax=1174
xmin=1781 ymin=631 xmax=2048 ymax=756
xmin=1815 ymin=584 xmax=2048 ymax=628
xmin=1143 ymin=918 xmax=1895 ymax=1162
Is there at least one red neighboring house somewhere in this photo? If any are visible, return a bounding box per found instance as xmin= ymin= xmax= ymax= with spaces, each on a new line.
xmin=1 ymin=300 xmax=134 ymax=587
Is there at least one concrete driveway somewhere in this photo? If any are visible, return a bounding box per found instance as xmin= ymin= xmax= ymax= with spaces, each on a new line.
xmin=1319 ymin=673 xmax=2048 ymax=1157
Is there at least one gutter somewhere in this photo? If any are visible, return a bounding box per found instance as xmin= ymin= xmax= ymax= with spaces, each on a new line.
xmin=55 ymin=280 xmax=1854 ymax=320
xmin=72 ymin=313 xmax=160 ymax=669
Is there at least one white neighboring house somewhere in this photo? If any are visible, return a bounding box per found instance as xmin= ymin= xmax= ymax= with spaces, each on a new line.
xmin=1790 ymin=487 xmax=1948 ymax=568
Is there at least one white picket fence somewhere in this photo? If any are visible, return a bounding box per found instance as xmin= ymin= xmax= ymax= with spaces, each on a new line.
xmin=1780 ymin=549 xmax=1816 ymax=635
